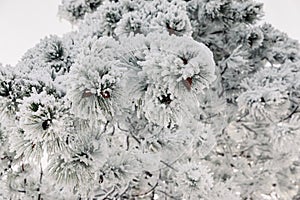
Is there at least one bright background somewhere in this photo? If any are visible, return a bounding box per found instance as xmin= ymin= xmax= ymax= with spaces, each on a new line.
xmin=0 ymin=0 xmax=300 ymax=66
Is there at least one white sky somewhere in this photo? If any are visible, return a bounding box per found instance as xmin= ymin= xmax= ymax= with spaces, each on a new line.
xmin=0 ymin=0 xmax=300 ymax=66
xmin=0 ymin=0 xmax=72 ymax=66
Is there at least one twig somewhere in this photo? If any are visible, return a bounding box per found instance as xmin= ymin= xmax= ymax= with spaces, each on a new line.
xmin=160 ymin=160 xmax=178 ymax=172
xmin=131 ymin=182 xmax=158 ymax=198
xmin=281 ymin=105 xmax=299 ymax=122
xmin=37 ymin=163 xmax=43 ymax=200
xmin=100 ymin=185 xmax=116 ymax=200
xmin=118 ymin=182 xmax=131 ymax=198
xmin=96 ymin=120 xmax=110 ymax=140
xmin=117 ymin=122 xmax=129 ymax=132
xmin=220 ymin=64 xmax=228 ymax=75
xmin=156 ymin=189 xmax=180 ymax=200
xmin=241 ymin=123 xmax=257 ymax=136
xmin=126 ymin=135 xmax=130 ymax=151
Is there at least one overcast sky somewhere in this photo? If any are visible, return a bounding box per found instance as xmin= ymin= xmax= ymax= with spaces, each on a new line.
xmin=0 ymin=0 xmax=300 ymax=66
xmin=0 ymin=0 xmax=72 ymax=66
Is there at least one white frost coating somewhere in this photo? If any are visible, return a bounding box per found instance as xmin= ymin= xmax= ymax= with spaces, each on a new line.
xmin=237 ymin=88 xmax=290 ymax=121
xmin=13 ymin=91 xmax=71 ymax=162
xmin=1 ymin=0 xmax=300 ymax=199
xmin=116 ymin=33 xmax=216 ymax=127
xmin=66 ymin=36 xmax=123 ymax=122
xmin=176 ymin=162 xmax=214 ymax=199
xmin=77 ymin=0 xmax=192 ymax=38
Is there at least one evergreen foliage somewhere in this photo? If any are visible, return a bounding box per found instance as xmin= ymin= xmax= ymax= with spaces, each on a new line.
xmin=0 ymin=0 xmax=299 ymax=199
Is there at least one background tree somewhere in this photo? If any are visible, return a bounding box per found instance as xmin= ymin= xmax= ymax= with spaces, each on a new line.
xmin=0 ymin=0 xmax=299 ymax=199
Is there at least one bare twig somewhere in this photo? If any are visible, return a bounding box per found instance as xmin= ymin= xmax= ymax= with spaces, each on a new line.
xmin=160 ymin=160 xmax=178 ymax=172
xmin=100 ymin=185 xmax=116 ymax=200
xmin=131 ymin=182 xmax=158 ymax=198
xmin=118 ymin=182 xmax=131 ymax=198
xmin=281 ymin=105 xmax=299 ymax=122
xmin=156 ymin=189 xmax=180 ymax=200
xmin=37 ymin=163 xmax=43 ymax=200
xmin=96 ymin=120 xmax=110 ymax=140
xmin=241 ymin=123 xmax=257 ymax=136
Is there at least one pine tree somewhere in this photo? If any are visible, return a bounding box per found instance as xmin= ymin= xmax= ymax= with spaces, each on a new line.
xmin=0 ymin=0 xmax=299 ymax=199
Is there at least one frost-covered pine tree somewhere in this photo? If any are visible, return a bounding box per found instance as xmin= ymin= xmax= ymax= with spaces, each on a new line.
xmin=0 ymin=0 xmax=300 ymax=199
